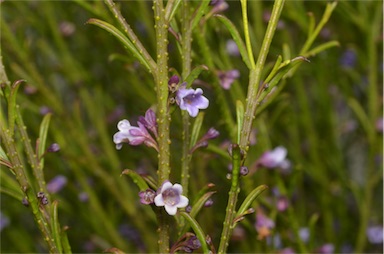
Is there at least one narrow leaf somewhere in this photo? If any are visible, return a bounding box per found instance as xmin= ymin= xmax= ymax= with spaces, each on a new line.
xmin=38 ymin=113 xmax=52 ymax=168
xmin=87 ymin=18 xmax=151 ymax=71
xmin=235 ymin=185 xmax=268 ymax=218
xmin=214 ymin=14 xmax=252 ymax=69
xmin=165 ymin=0 xmax=182 ymax=22
xmin=121 ymin=169 xmax=150 ymax=191
xmin=190 ymin=191 xmax=216 ymax=218
xmin=190 ymin=112 xmax=204 ymax=149
xmin=236 ymin=100 xmax=244 ymax=144
xmin=51 ymin=200 xmax=63 ymax=254
xmin=184 ymin=65 xmax=209 ymax=88
xmin=190 ymin=1 xmax=211 ymax=30
xmin=180 ymin=212 xmax=210 ymax=254
xmin=8 ymin=80 xmax=25 ymax=136
xmin=61 ymin=226 xmax=72 ymax=254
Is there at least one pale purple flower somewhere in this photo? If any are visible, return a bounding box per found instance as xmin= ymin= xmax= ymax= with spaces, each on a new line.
xmin=258 ymin=146 xmax=290 ymax=170
xmin=315 ymin=243 xmax=334 ymax=254
xmin=176 ymin=85 xmax=209 ymax=117
xmin=138 ymin=189 xmax=156 ymax=205
xmin=340 ymin=49 xmax=357 ymax=69
xmin=138 ymin=109 xmax=158 ymax=138
xmin=47 ymin=175 xmax=67 ymax=194
xmin=0 ymin=212 xmax=10 ymax=232
xmin=47 ymin=143 xmax=60 ymax=153
xmin=298 ymin=227 xmax=310 ymax=243
xmin=190 ymin=127 xmax=220 ymax=153
xmin=279 ymin=248 xmax=295 ymax=254
xmin=209 ymin=0 xmax=228 ymax=14
xmin=366 ymin=225 xmax=383 ymax=244
xmin=154 ymin=181 xmax=189 ymax=216
xmin=255 ymin=209 xmax=275 ymax=240
xmin=226 ymin=39 xmax=240 ymax=57
xmin=113 ymin=119 xmax=158 ymax=151
xmin=376 ymin=117 xmax=383 ymax=133
xmin=218 ymin=69 xmax=240 ymax=90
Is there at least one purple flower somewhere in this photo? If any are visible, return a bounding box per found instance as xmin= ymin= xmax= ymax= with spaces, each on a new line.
xmin=209 ymin=0 xmax=228 ymax=14
xmin=47 ymin=143 xmax=60 ymax=153
xmin=315 ymin=243 xmax=334 ymax=254
xmin=113 ymin=119 xmax=158 ymax=151
xmin=340 ymin=49 xmax=357 ymax=69
xmin=47 ymin=175 xmax=67 ymax=194
xmin=0 ymin=212 xmax=10 ymax=232
xmin=257 ymin=146 xmax=290 ymax=170
xmin=154 ymin=181 xmax=189 ymax=216
xmin=190 ymin=127 xmax=220 ymax=153
xmin=138 ymin=189 xmax=156 ymax=205
xmin=138 ymin=109 xmax=158 ymax=138
xmin=366 ymin=225 xmax=383 ymax=244
xmin=217 ymin=69 xmax=240 ymax=90
xmin=255 ymin=209 xmax=275 ymax=240
xmin=298 ymin=227 xmax=310 ymax=243
xmin=176 ymin=85 xmax=209 ymax=117
xmin=226 ymin=39 xmax=240 ymax=57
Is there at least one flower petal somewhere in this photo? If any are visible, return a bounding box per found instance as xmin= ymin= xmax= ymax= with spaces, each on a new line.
xmin=160 ymin=181 xmax=172 ymax=193
xmin=172 ymin=184 xmax=183 ymax=194
xmin=164 ymin=205 xmax=178 ymax=215
xmin=117 ymin=119 xmax=132 ymax=132
xmin=176 ymin=195 xmax=189 ymax=208
xmin=154 ymin=194 xmax=165 ymax=206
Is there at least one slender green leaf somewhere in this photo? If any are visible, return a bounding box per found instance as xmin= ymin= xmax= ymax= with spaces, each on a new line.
xmin=235 ymin=185 xmax=268 ymax=218
xmin=214 ymin=14 xmax=252 ymax=69
xmin=348 ymin=98 xmax=375 ymax=144
xmin=236 ymin=100 xmax=244 ymax=144
xmin=8 ymin=80 xmax=25 ymax=136
xmin=121 ymin=169 xmax=150 ymax=191
xmin=38 ymin=113 xmax=52 ymax=168
xmin=190 ymin=112 xmax=204 ymax=149
xmin=180 ymin=212 xmax=210 ymax=254
xmin=51 ymin=200 xmax=63 ymax=254
xmin=184 ymin=65 xmax=209 ymax=88
xmin=61 ymin=226 xmax=72 ymax=254
xmin=190 ymin=191 xmax=216 ymax=218
xmin=190 ymin=1 xmax=210 ymax=30
xmin=165 ymin=0 xmax=182 ymax=23
xmin=86 ymin=18 xmax=151 ymax=71
xmin=304 ymin=40 xmax=340 ymax=58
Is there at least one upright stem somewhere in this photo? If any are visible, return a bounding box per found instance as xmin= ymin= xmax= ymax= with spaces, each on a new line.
xmin=218 ymin=144 xmax=242 ymax=254
xmin=154 ymin=0 xmax=171 ymax=252
xmin=239 ymin=0 xmax=285 ymax=152
xmin=180 ymin=0 xmax=192 ymax=196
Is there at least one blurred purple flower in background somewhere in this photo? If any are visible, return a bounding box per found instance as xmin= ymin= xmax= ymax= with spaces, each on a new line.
xmin=315 ymin=243 xmax=334 ymax=254
xmin=340 ymin=48 xmax=357 ymax=69
xmin=0 ymin=212 xmax=10 ymax=232
xmin=209 ymin=0 xmax=228 ymax=14
xmin=226 ymin=39 xmax=240 ymax=57
xmin=257 ymin=146 xmax=291 ymax=170
xmin=47 ymin=175 xmax=67 ymax=194
xmin=255 ymin=209 xmax=275 ymax=240
xmin=154 ymin=181 xmax=189 ymax=216
xmin=366 ymin=225 xmax=383 ymax=244
xmin=176 ymin=85 xmax=209 ymax=117
xmin=217 ymin=69 xmax=240 ymax=90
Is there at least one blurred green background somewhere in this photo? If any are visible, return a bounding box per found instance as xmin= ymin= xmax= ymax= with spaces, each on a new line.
xmin=1 ymin=1 xmax=382 ymax=253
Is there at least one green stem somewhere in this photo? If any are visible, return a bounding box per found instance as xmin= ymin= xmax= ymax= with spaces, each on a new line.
xmin=154 ymin=0 xmax=171 ymax=252
xmin=180 ymin=0 xmax=192 ymax=196
xmin=104 ymin=0 xmax=157 ymax=74
xmin=218 ymin=144 xmax=242 ymax=254
xmin=239 ymin=0 xmax=285 ymax=153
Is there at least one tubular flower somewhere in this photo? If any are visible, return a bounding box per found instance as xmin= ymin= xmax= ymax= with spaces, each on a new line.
xmin=176 ymin=85 xmax=209 ymax=117
xmin=154 ymin=181 xmax=189 ymax=216
xmin=113 ymin=119 xmax=158 ymax=151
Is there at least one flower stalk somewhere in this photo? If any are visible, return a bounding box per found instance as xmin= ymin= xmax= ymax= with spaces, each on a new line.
xmin=153 ymin=0 xmax=171 ymax=252
xmin=239 ymin=0 xmax=285 ymax=153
